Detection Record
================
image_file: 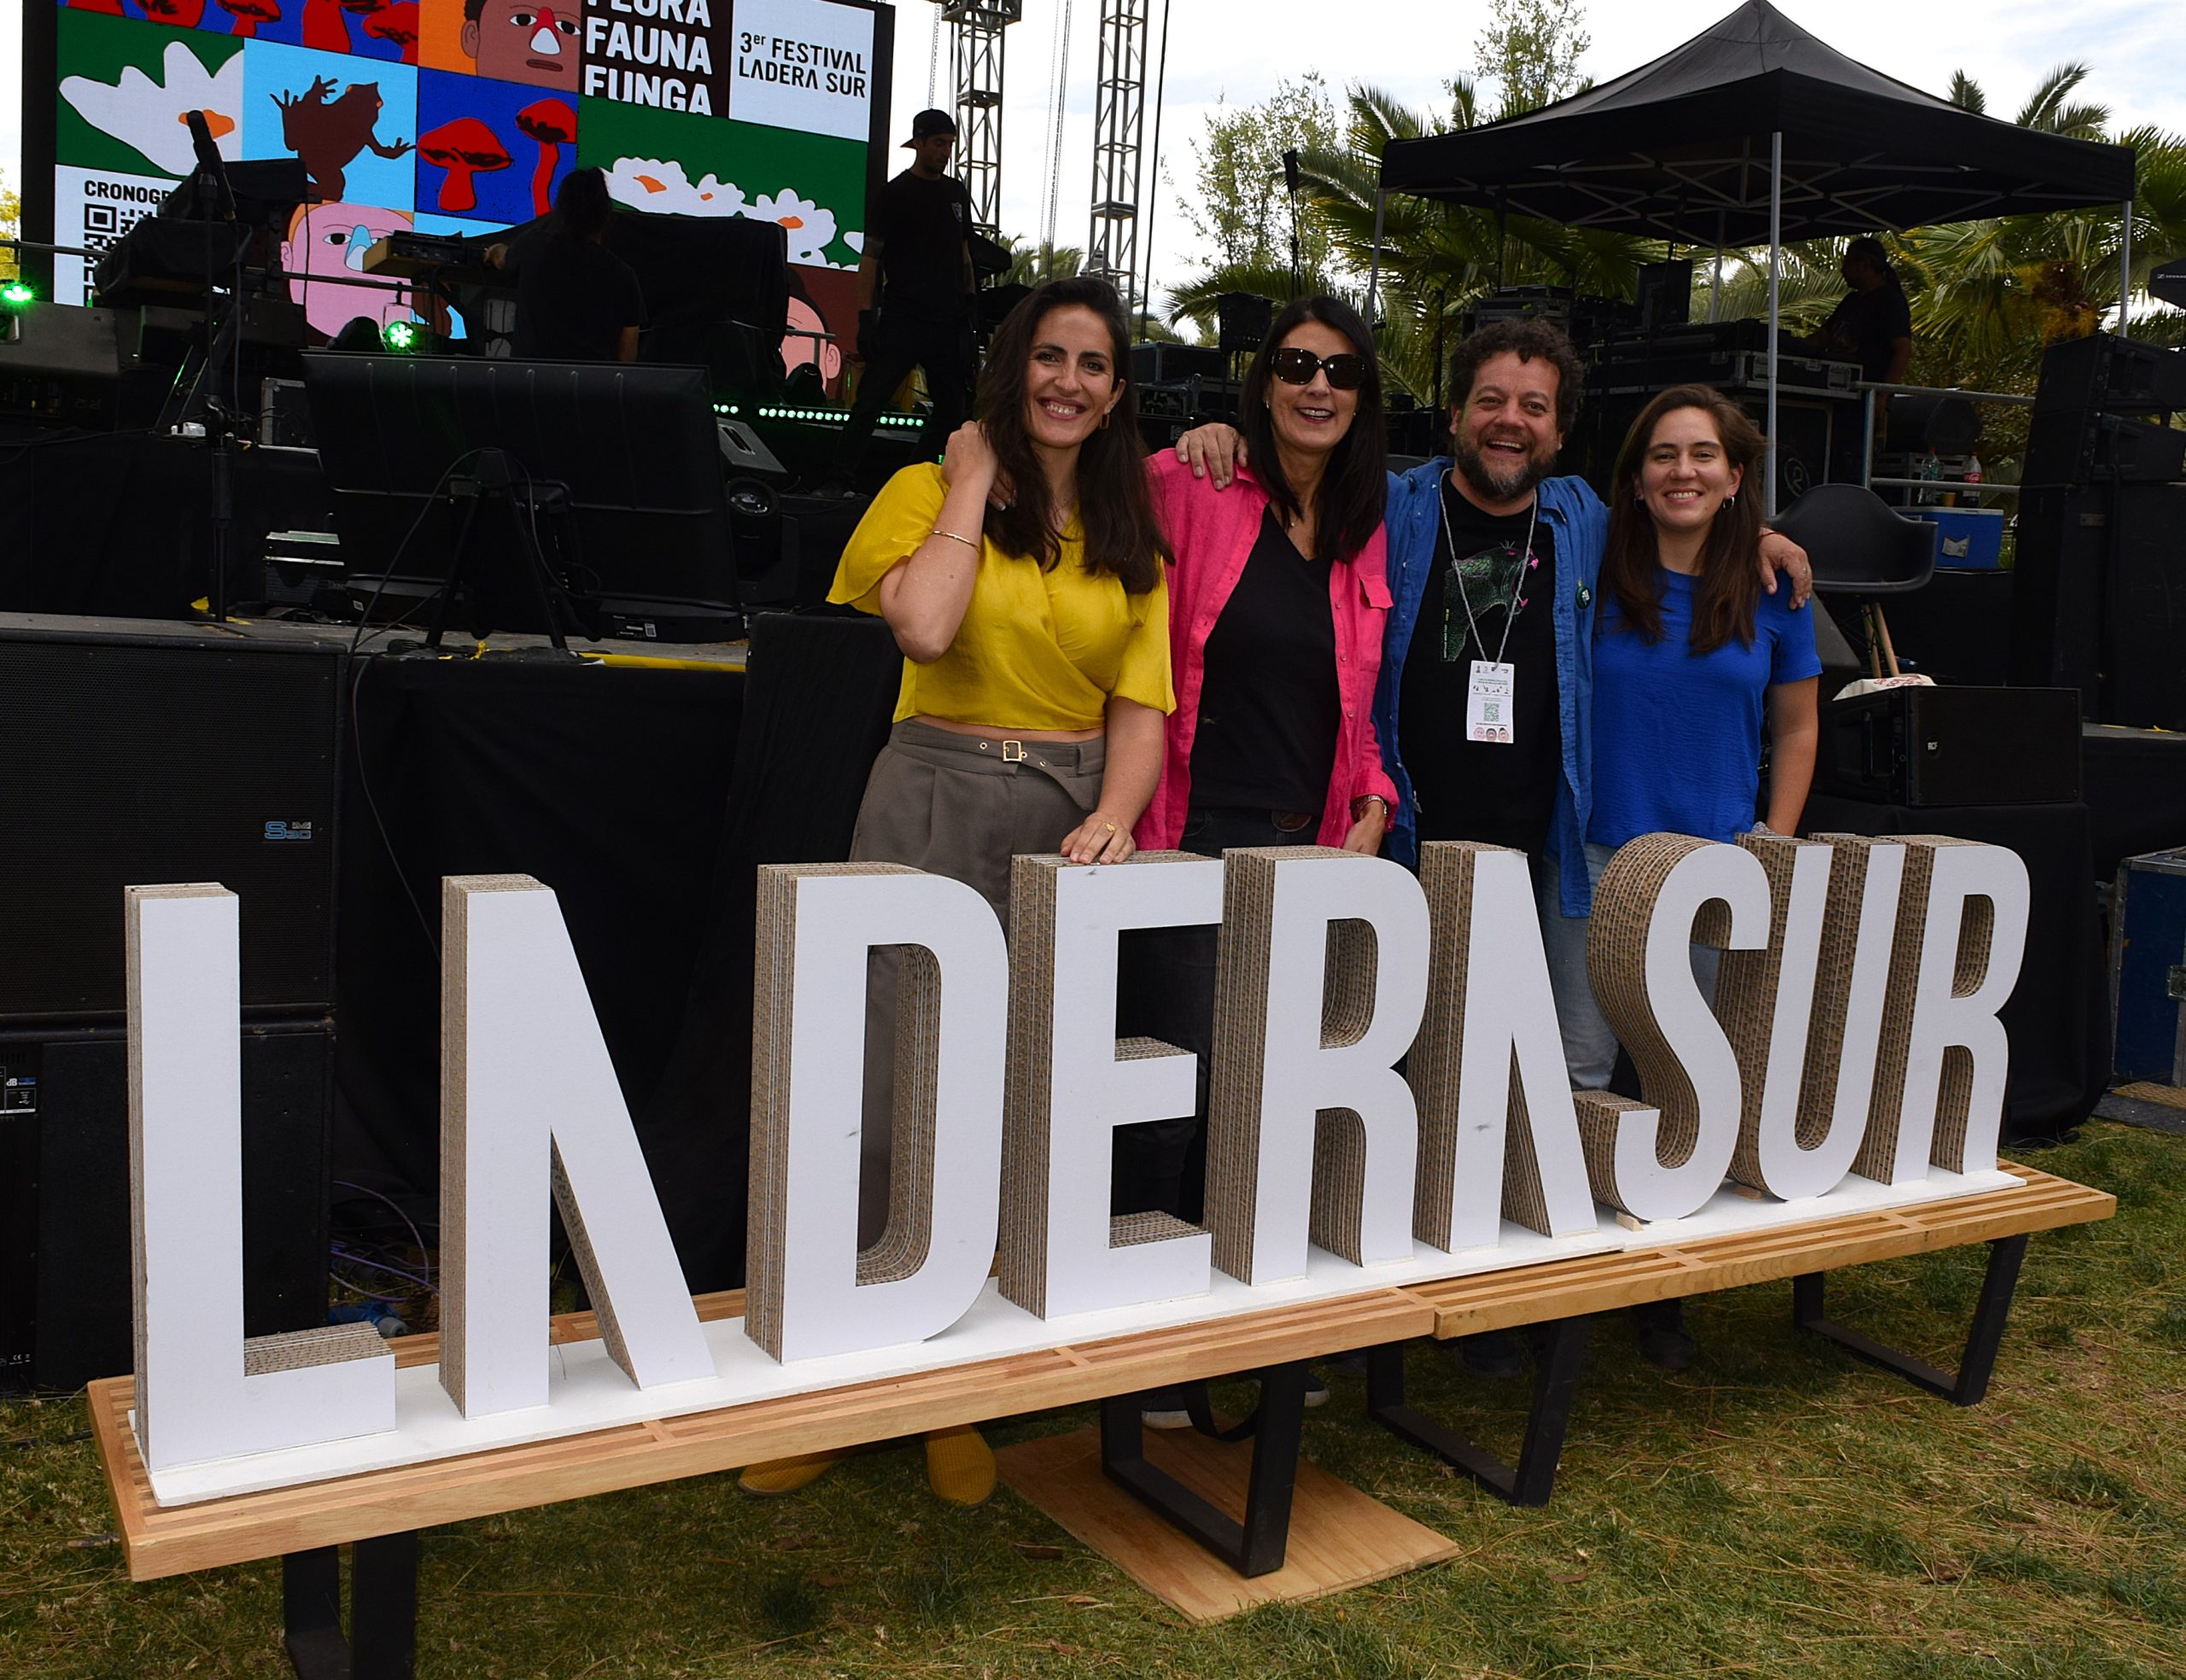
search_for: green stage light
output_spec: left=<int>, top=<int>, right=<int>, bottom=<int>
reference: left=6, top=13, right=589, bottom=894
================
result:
left=0, top=280, right=32, bottom=307
left=383, top=320, right=418, bottom=352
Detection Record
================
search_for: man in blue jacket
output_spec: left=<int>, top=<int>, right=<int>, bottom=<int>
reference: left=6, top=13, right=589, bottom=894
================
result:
left=1178, top=318, right=1809, bottom=1369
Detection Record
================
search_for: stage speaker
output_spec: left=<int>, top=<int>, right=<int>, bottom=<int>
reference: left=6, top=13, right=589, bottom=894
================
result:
left=2031, top=332, right=2186, bottom=416
left=1733, top=394, right=1833, bottom=508
left=2022, top=409, right=2186, bottom=488
left=1817, top=685, right=2082, bottom=807
left=1131, top=342, right=1227, bottom=384
left=0, top=1020, right=332, bottom=1394
left=0, top=628, right=341, bottom=1022
left=2010, top=483, right=2186, bottom=729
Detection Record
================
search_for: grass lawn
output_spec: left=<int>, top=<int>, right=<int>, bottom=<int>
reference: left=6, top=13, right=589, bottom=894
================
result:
left=7, top=1121, right=2184, bottom=1679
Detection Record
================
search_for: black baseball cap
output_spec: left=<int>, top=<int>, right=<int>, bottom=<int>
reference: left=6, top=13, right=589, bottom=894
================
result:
left=903, top=108, right=958, bottom=146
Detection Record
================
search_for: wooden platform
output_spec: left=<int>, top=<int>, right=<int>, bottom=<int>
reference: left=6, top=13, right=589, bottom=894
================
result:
left=88, top=1163, right=2111, bottom=1585
left=996, top=1423, right=1459, bottom=1624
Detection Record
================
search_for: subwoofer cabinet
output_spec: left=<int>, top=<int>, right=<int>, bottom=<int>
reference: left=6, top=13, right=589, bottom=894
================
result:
left=0, top=1020, right=333, bottom=1394
left=0, top=624, right=342, bottom=1021
left=1815, top=685, right=2083, bottom=808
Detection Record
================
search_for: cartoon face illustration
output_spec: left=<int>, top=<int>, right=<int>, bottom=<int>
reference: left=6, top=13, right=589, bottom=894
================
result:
left=460, top=0, right=583, bottom=90
left=282, top=201, right=416, bottom=339
left=61, top=40, right=244, bottom=179
left=781, top=289, right=842, bottom=387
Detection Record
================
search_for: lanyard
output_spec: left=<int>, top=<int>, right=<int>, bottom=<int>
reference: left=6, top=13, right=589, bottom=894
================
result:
left=1439, top=476, right=1536, bottom=667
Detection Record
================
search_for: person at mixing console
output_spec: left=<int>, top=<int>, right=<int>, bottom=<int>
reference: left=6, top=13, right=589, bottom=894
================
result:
left=487, top=167, right=644, bottom=363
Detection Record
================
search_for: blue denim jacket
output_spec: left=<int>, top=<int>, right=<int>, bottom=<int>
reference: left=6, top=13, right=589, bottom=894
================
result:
left=1372, top=460, right=1610, bottom=915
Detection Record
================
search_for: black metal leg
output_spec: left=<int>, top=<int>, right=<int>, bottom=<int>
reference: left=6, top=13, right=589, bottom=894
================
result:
left=1102, top=1361, right=1309, bottom=1577
left=1793, top=1234, right=2030, bottom=1406
left=1367, top=1320, right=1587, bottom=1508
left=282, top=1549, right=348, bottom=1679
left=282, top=1532, right=420, bottom=1680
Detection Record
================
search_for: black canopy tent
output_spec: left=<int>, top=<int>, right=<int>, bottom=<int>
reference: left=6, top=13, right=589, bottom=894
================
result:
left=1368, top=0, right=2137, bottom=511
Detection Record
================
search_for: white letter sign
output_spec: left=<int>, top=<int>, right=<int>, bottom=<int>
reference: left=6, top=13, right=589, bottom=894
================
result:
left=1206, top=849, right=1429, bottom=1285
left=999, top=853, right=1219, bottom=1319
left=439, top=877, right=714, bottom=1418
left=128, top=885, right=393, bottom=1473
left=745, top=864, right=1008, bottom=1362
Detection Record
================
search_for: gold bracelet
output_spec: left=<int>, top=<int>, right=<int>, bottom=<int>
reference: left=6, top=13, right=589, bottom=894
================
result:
left=932, top=528, right=979, bottom=550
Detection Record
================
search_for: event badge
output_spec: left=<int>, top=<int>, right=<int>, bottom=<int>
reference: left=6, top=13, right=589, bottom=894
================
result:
left=1467, top=660, right=1516, bottom=744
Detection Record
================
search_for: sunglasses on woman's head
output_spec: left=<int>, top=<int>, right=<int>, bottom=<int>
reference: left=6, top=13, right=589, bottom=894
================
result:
left=1267, top=346, right=1370, bottom=391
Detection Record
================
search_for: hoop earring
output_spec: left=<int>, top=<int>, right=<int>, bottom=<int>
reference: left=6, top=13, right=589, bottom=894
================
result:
left=1724, top=493, right=1738, bottom=510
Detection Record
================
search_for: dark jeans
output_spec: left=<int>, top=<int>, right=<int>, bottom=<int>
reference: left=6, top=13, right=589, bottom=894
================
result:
left=841, top=309, right=972, bottom=481
left=1111, top=804, right=1321, bottom=1223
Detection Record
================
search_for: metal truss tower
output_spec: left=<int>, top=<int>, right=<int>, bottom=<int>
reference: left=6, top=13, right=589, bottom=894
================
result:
left=938, top=1, right=1021, bottom=242
left=1084, top=0, right=1151, bottom=314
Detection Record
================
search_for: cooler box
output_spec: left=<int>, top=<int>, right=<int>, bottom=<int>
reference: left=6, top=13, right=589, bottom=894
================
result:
left=1919, top=506, right=2005, bottom=569
left=2111, top=848, right=2186, bottom=1087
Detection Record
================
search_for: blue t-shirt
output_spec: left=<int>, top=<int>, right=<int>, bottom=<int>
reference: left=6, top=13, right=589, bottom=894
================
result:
left=1587, top=570, right=1821, bottom=848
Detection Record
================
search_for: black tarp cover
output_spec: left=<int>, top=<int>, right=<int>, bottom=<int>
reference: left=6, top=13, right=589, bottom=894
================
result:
left=1377, top=0, right=2135, bottom=245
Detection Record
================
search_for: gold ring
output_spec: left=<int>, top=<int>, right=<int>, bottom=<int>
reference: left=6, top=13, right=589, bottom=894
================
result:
left=1103, top=822, right=1117, bottom=832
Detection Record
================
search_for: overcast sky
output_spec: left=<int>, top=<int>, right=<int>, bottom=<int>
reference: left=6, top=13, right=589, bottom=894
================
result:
left=4, top=0, right=2181, bottom=305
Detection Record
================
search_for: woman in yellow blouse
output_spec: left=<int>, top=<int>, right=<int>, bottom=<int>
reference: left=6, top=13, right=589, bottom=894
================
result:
left=739, top=276, right=1174, bottom=1506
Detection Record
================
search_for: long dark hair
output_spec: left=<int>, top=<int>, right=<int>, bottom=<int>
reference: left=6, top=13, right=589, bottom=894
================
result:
left=976, top=277, right=1166, bottom=593
left=1235, top=295, right=1387, bottom=563
left=1599, top=384, right=1767, bottom=653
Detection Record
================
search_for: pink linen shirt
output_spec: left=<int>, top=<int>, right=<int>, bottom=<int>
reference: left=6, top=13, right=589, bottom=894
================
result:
left=1136, top=452, right=1400, bottom=851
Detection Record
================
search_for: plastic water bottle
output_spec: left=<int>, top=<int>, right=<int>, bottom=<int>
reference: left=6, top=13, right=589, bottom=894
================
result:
left=1917, top=448, right=1942, bottom=506
left=1962, top=452, right=1983, bottom=509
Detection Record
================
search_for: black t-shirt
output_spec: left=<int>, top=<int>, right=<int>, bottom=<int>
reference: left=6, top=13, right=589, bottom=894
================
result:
left=511, top=236, right=646, bottom=362
left=1821, top=280, right=1912, bottom=381
left=1398, top=475, right=1562, bottom=855
left=1189, top=510, right=1340, bottom=814
left=871, top=169, right=973, bottom=320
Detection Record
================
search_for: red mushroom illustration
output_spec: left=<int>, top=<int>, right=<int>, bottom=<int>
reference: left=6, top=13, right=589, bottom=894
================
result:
left=362, top=3, right=419, bottom=63
left=137, top=0, right=209, bottom=26
left=514, top=100, right=577, bottom=219
left=418, top=118, right=511, bottom=216
left=215, top=0, right=282, bottom=37
left=301, top=0, right=348, bottom=51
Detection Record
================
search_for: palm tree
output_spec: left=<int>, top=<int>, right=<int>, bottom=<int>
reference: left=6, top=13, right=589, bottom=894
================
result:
left=1000, top=237, right=1084, bottom=288
left=1166, top=80, right=1663, bottom=400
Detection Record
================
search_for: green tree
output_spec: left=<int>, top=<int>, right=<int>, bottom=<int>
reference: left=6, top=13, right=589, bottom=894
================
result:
left=1000, top=236, right=1084, bottom=287
left=1474, top=0, right=1592, bottom=120
left=0, top=169, right=20, bottom=283
left=1172, top=79, right=1657, bottom=400
left=1182, top=73, right=1341, bottom=277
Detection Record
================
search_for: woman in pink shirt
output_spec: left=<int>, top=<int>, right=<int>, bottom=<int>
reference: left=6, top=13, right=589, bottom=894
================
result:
left=1117, top=295, right=1398, bottom=1252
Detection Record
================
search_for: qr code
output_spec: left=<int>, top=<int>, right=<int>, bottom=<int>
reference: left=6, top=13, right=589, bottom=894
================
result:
left=85, top=204, right=120, bottom=235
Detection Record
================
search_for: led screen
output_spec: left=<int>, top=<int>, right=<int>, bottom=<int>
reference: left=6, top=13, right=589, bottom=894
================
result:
left=34, top=0, right=888, bottom=392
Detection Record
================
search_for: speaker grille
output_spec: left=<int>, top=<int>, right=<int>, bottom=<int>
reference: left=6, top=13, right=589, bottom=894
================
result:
left=0, top=637, right=340, bottom=1020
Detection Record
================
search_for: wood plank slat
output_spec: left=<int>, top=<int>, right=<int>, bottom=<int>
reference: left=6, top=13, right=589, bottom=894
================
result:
left=89, top=1165, right=2110, bottom=1583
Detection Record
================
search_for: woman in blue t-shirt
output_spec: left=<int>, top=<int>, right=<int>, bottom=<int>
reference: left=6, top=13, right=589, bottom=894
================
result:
left=1545, top=383, right=1821, bottom=1091
left=1543, top=384, right=1821, bottom=1369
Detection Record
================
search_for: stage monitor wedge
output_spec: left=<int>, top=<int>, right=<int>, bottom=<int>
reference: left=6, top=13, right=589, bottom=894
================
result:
left=304, top=355, right=742, bottom=643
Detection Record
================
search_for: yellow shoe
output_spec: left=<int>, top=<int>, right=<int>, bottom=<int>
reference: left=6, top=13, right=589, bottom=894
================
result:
left=923, top=1426, right=995, bottom=1507
left=738, top=1449, right=847, bottom=1497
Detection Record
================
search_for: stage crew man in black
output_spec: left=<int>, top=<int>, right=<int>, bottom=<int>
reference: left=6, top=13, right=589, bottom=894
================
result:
left=488, top=166, right=645, bottom=363
left=1808, top=236, right=1913, bottom=386
left=838, top=108, right=978, bottom=484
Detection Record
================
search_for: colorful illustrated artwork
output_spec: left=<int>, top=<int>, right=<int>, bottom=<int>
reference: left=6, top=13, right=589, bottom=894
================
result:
left=44, top=0, right=880, bottom=366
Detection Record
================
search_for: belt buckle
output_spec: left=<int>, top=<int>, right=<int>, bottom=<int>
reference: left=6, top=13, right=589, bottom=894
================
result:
left=1000, top=739, right=1026, bottom=763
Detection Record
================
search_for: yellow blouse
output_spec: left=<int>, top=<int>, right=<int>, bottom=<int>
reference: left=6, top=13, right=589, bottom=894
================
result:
left=827, top=463, right=1175, bottom=729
